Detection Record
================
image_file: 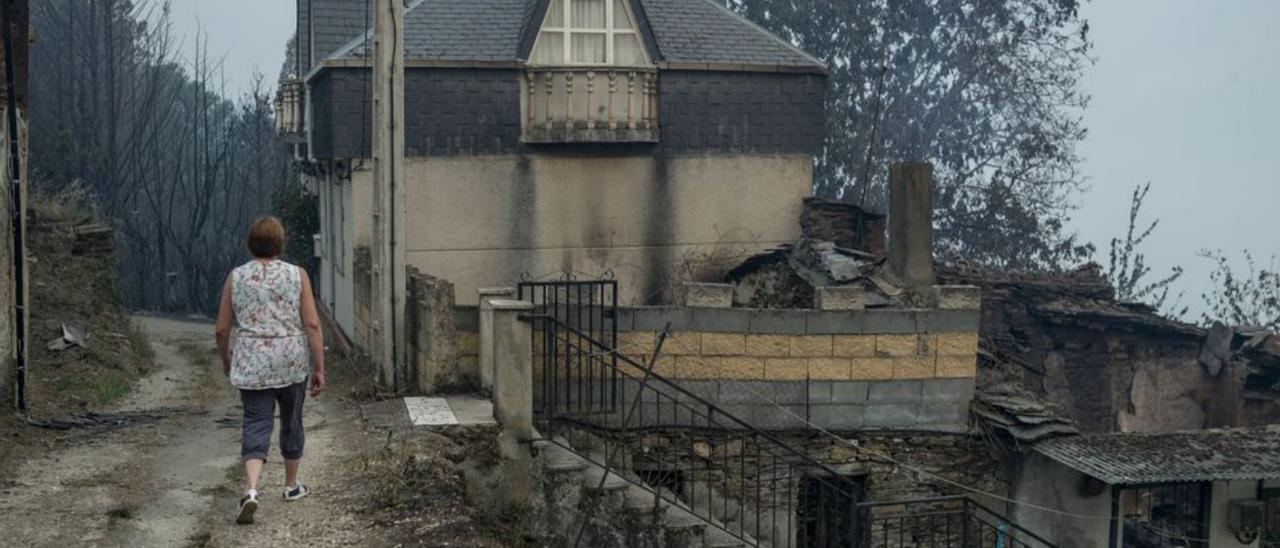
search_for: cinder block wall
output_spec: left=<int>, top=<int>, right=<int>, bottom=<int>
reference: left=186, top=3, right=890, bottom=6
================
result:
left=452, top=304, right=977, bottom=433
left=525, top=307, right=980, bottom=433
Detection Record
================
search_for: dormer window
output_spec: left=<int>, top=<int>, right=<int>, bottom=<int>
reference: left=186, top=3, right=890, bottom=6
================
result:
left=530, top=0, right=650, bottom=66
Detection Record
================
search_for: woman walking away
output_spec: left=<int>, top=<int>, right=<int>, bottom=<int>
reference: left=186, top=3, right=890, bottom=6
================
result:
left=215, top=216, right=326, bottom=525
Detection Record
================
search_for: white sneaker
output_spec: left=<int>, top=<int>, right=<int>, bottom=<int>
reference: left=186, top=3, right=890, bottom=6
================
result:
left=236, top=490, right=259, bottom=524
left=282, top=483, right=309, bottom=502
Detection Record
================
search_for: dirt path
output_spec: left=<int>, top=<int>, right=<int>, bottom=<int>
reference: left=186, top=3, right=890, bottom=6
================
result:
left=0, top=316, right=391, bottom=548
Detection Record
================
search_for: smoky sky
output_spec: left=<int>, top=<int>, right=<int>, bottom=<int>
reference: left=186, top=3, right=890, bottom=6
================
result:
left=165, top=0, right=294, bottom=97
left=1074, top=0, right=1280, bottom=316
left=167, top=0, right=1279, bottom=318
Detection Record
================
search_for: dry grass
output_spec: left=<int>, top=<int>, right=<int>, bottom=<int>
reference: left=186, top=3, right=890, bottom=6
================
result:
left=177, top=343, right=224, bottom=407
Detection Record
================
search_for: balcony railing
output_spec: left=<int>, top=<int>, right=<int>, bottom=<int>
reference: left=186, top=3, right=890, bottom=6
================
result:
left=521, top=67, right=659, bottom=144
left=275, top=78, right=305, bottom=141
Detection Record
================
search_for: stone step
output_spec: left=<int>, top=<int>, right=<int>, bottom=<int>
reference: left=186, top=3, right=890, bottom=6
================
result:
left=580, top=468, right=630, bottom=493
left=702, top=528, right=750, bottom=548
left=623, top=485, right=659, bottom=512
left=534, top=433, right=756, bottom=547
left=660, top=504, right=708, bottom=533
left=537, top=440, right=590, bottom=472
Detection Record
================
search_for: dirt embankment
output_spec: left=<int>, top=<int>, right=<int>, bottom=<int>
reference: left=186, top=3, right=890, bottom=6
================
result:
left=24, top=188, right=154, bottom=418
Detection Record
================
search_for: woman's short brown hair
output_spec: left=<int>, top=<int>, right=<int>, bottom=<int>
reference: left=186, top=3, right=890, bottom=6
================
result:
left=247, top=216, right=286, bottom=258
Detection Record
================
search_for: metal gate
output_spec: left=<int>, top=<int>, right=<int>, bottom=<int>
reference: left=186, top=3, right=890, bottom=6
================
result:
left=517, top=278, right=618, bottom=419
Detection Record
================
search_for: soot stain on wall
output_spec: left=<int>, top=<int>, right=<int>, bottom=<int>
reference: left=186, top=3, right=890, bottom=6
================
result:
left=641, top=156, right=675, bottom=305
left=506, top=156, right=537, bottom=283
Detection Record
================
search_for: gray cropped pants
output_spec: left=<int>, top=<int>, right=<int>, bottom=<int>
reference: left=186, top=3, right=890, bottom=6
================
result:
left=240, top=381, right=307, bottom=462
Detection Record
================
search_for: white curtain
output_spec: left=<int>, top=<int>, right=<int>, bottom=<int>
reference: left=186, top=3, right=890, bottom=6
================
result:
left=613, top=0, right=633, bottom=29
left=545, top=0, right=565, bottom=27
left=615, top=34, right=644, bottom=65
left=571, top=33, right=606, bottom=64
left=532, top=32, right=564, bottom=65
left=571, top=0, right=606, bottom=29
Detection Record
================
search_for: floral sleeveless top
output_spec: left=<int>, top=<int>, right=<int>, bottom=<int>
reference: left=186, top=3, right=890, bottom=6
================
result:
left=229, top=260, right=310, bottom=390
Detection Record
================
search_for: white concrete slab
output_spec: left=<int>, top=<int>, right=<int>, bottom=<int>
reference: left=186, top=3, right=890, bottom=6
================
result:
left=445, top=397, right=497, bottom=426
left=403, top=397, right=459, bottom=426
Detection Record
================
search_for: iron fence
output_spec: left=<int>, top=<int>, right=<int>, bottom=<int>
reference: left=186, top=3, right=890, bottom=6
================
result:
left=859, top=496, right=1056, bottom=548
left=517, top=279, right=1056, bottom=548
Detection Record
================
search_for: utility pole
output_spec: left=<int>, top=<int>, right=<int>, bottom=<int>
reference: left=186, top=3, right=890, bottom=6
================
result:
left=371, top=0, right=406, bottom=391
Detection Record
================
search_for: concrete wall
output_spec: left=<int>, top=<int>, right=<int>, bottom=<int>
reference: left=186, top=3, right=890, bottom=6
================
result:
left=1012, top=454, right=1113, bottom=548
left=401, top=154, right=810, bottom=306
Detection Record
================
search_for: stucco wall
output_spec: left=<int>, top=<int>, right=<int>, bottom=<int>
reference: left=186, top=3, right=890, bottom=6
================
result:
left=1012, top=454, right=1113, bottom=548
left=316, top=170, right=355, bottom=334
left=400, top=154, right=810, bottom=306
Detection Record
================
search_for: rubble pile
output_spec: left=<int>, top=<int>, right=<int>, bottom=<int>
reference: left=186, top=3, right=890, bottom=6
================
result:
left=725, top=198, right=900, bottom=309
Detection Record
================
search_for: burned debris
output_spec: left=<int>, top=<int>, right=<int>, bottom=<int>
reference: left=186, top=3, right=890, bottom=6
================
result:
left=726, top=198, right=900, bottom=310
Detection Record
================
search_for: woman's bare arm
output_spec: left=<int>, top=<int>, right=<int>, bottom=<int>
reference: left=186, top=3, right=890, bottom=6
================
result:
left=299, top=268, right=326, bottom=396
left=214, top=275, right=235, bottom=377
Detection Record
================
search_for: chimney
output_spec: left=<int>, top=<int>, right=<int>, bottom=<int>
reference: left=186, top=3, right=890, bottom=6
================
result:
left=888, top=162, right=935, bottom=288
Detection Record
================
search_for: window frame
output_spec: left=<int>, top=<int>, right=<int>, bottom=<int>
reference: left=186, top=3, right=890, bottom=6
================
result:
left=530, top=0, right=651, bottom=67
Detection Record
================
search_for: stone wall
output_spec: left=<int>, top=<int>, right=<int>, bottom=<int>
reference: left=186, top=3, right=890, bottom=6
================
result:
left=939, top=264, right=1249, bottom=433
left=405, top=269, right=485, bottom=394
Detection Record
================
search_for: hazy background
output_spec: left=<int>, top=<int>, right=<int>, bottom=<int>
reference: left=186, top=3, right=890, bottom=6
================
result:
left=166, top=0, right=294, bottom=97
left=166, top=0, right=1279, bottom=317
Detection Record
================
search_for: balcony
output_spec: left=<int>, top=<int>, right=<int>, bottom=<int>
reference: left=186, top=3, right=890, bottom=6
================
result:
left=521, top=67, right=659, bottom=144
left=275, top=78, right=305, bottom=141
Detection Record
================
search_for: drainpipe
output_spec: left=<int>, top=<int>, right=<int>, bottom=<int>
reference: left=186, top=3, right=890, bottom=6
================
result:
left=1, top=0, right=27, bottom=413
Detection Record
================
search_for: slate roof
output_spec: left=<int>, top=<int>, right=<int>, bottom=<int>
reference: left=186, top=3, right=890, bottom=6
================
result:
left=316, top=0, right=825, bottom=71
left=335, top=0, right=530, bottom=62
left=311, top=0, right=372, bottom=65
left=639, top=0, right=822, bottom=68
left=1034, top=426, right=1280, bottom=485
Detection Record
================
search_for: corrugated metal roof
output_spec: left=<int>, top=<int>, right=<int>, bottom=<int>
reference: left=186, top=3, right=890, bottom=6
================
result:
left=1034, top=426, right=1280, bottom=485
left=324, top=0, right=825, bottom=71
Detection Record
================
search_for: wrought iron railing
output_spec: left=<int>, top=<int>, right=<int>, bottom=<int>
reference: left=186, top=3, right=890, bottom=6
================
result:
left=859, top=496, right=1056, bottom=548
left=520, top=279, right=871, bottom=547
left=517, top=279, right=1056, bottom=548
left=521, top=67, right=659, bottom=143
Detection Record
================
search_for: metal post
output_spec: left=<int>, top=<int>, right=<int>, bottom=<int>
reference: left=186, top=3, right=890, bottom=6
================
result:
left=1108, top=485, right=1120, bottom=548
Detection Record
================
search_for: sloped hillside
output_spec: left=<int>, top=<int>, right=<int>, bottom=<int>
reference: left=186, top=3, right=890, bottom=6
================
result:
left=25, top=187, right=153, bottom=417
